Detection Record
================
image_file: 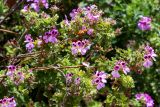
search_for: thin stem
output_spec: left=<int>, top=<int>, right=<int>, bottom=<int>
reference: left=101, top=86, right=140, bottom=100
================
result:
left=0, top=29, right=18, bottom=35
left=31, top=65, right=85, bottom=71
left=16, top=51, right=43, bottom=58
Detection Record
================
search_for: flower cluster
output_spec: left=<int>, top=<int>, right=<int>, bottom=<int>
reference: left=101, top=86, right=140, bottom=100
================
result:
left=135, top=93, right=154, bottom=107
left=42, top=28, right=58, bottom=44
left=66, top=73, right=73, bottom=84
left=70, top=5, right=102, bottom=24
left=87, top=28, right=94, bottom=36
left=65, top=73, right=81, bottom=85
left=143, top=45, right=157, bottom=68
left=6, top=65, right=16, bottom=76
left=138, top=16, right=151, bottom=31
left=111, top=61, right=130, bottom=78
left=63, top=5, right=103, bottom=37
left=7, top=65, right=24, bottom=85
left=71, top=40, right=91, bottom=55
left=92, top=71, right=107, bottom=90
left=25, top=34, right=35, bottom=52
left=24, top=28, right=58, bottom=52
left=0, top=97, right=16, bottom=107
left=23, top=0, right=49, bottom=12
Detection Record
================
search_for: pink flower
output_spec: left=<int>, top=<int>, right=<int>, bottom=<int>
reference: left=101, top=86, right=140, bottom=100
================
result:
left=65, top=73, right=81, bottom=86
left=87, top=28, right=94, bottom=35
left=50, top=28, right=59, bottom=37
left=48, top=36, right=57, bottom=43
left=43, top=32, right=49, bottom=43
left=43, top=28, right=58, bottom=44
left=25, top=34, right=34, bottom=52
left=143, top=56, right=153, bottom=68
left=24, top=34, right=33, bottom=43
left=30, top=3, right=40, bottom=12
left=65, top=73, right=73, bottom=84
left=6, top=65, right=24, bottom=85
left=84, top=5, right=102, bottom=24
left=86, top=13, right=100, bottom=22
left=41, top=0, right=49, bottom=9
left=143, top=45, right=157, bottom=68
left=135, top=93, right=154, bottom=107
left=92, top=71, right=107, bottom=90
left=71, top=40, right=91, bottom=55
left=111, top=71, right=120, bottom=78
left=26, top=42, right=34, bottom=52
left=24, top=0, right=49, bottom=12
left=70, top=9, right=79, bottom=19
left=7, top=65, right=16, bottom=76
left=144, top=45, right=157, bottom=61
left=0, top=97, right=16, bottom=107
left=111, top=60, right=130, bottom=78
left=13, top=72, right=24, bottom=85
left=75, top=77, right=81, bottom=85
left=69, top=5, right=102, bottom=24
left=22, top=5, right=29, bottom=12
left=138, top=16, right=151, bottom=31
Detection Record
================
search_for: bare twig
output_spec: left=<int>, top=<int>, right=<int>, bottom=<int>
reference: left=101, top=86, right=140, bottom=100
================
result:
left=16, top=51, right=43, bottom=58
left=0, top=29, right=18, bottom=35
left=9, top=51, right=44, bottom=65
left=31, top=65, right=85, bottom=71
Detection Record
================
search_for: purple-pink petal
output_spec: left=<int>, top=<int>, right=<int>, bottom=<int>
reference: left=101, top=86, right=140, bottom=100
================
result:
left=143, top=59, right=153, bottom=68
left=111, top=71, right=120, bottom=78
